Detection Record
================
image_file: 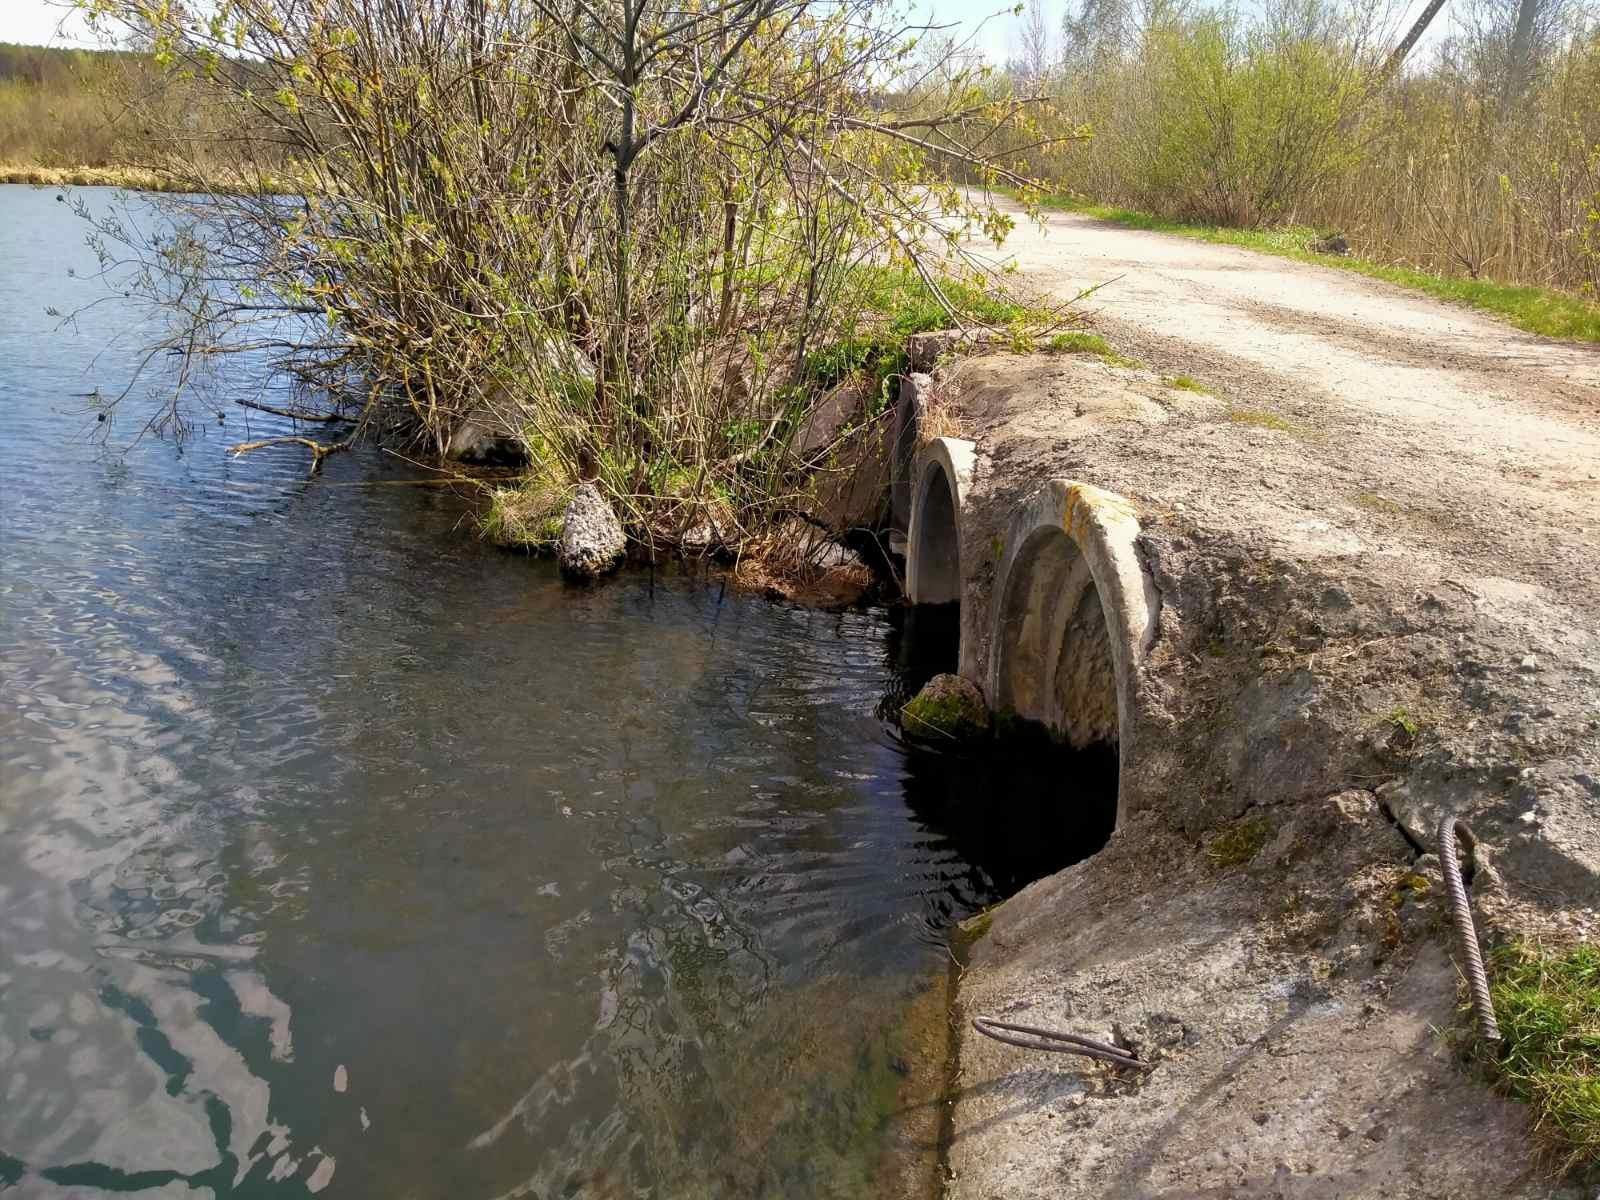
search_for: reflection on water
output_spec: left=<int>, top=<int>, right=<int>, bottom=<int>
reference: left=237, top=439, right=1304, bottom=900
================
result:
left=0, top=186, right=1113, bottom=1197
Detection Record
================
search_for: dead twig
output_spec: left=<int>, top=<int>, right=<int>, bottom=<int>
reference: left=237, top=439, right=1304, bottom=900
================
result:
left=228, top=435, right=352, bottom=477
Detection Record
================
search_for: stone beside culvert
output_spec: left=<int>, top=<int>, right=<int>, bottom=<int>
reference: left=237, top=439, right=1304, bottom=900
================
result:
left=557, top=482, right=626, bottom=579
left=901, top=673, right=990, bottom=744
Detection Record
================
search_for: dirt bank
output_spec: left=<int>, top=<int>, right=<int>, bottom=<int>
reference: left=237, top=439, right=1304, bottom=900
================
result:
left=928, top=207, right=1600, bottom=1198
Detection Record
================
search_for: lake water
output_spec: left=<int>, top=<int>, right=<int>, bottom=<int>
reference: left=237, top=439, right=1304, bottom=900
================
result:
left=0, top=186, right=1115, bottom=1198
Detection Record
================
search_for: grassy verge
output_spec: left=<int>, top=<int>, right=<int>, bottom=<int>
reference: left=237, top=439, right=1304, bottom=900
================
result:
left=1035, top=193, right=1600, bottom=344
left=806, top=265, right=1048, bottom=402
left=1045, top=329, right=1139, bottom=368
left=2, top=162, right=173, bottom=189
left=854, top=265, right=1037, bottom=337
left=1483, top=940, right=1600, bottom=1173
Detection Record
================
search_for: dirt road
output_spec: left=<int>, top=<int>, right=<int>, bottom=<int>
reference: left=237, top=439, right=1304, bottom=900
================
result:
left=981, top=201, right=1600, bottom=510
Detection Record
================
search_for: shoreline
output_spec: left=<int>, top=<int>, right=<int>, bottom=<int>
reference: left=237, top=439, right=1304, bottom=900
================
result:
left=0, top=163, right=289, bottom=194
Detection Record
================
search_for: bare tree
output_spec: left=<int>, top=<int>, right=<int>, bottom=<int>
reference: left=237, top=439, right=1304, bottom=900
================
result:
left=1015, top=0, right=1056, bottom=84
left=1453, top=0, right=1570, bottom=98
left=69, top=0, right=1064, bottom=549
left=1060, top=0, right=1139, bottom=69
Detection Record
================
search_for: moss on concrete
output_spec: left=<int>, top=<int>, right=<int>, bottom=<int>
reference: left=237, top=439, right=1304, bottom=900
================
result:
left=1204, top=813, right=1272, bottom=870
left=1225, top=408, right=1298, bottom=433
left=957, top=908, right=995, bottom=947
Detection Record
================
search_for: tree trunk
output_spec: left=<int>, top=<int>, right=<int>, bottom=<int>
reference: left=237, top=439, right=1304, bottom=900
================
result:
left=1506, top=0, right=1540, bottom=99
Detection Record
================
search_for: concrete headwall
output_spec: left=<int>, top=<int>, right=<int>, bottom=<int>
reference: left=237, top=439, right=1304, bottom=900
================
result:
left=906, top=439, right=1158, bottom=822
left=892, top=347, right=1599, bottom=1200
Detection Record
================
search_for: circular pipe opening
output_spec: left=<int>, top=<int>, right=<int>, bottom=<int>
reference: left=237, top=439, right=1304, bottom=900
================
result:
left=908, top=461, right=962, bottom=606
left=993, top=525, right=1119, bottom=751
left=986, top=481, right=1158, bottom=834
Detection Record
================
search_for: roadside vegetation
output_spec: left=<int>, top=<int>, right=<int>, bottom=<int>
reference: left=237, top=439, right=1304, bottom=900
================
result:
left=1045, top=329, right=1139, bottom=366
left=1483, top=940, right=1600, bottom=1172
left=979, top=0, right=1600, bottom=338
left=60, top=0, right=1064, bottom=564
left=1036, top=195, right=1600, bottom=341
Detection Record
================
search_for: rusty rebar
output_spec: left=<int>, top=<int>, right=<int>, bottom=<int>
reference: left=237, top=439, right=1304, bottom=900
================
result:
left=971, top=1016, right=1152, bottom=1070
left=1438, top=813, right=1501, bottom=1043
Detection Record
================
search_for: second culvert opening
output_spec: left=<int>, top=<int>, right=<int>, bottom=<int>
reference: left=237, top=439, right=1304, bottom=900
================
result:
left=987, top=522, right=1122, bottom=864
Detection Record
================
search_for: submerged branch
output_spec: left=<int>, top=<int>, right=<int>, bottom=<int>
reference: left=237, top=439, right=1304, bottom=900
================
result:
left=235, top=398, right=350, bottom=423
left=228, top=434, right=353, bottom=477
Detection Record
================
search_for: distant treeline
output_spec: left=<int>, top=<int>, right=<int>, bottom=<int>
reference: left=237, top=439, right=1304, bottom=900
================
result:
left=0, top=41, right=279, bottom=184
left=0, top=41, right=148, bottom=168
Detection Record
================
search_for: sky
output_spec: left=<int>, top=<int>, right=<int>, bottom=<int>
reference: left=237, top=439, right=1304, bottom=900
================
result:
left=0, top=0, right=1443, bottom=63
left=2, top=1, right=93, bottom=47
left=0, top=0, right=1016, bottom=55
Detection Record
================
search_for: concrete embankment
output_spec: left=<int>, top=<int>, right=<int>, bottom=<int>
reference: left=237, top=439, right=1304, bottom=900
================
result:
left=895, top=340, right=1600, bottom=1197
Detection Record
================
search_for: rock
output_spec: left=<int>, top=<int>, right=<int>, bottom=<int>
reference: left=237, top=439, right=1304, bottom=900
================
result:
left=805, top=536, right=866, bottom=573
left=809, top=422, right=893, bottom=535
left=794, top=377, right=868, bottom=458
left=1310, top=232, right=1350, bottom=255
left=445, top=343, right=594, bottom=466
left=446, top=407, right=526, bottom=466
left=902, top=674, right=991, bottom=744
left=679, top=521, right=722, bottom=556
left=557, top=483, right=626, bottom=579
left=906, top=328, right=1003, bottom=372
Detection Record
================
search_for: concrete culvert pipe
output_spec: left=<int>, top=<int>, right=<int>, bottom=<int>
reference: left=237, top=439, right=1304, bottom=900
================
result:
left=987, top=481, right=1158, bottom=811
left=907, top=437, right=976, bottom=606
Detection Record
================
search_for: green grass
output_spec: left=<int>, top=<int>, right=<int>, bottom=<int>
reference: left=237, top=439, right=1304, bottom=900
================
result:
left=855, top=265, right=1035, bottom=337
left=1046, top=329, right=1139, bottom=368
left=1225, top=407, right=1296, bottom=433
left=479, top=479, right=568, bottom=550
left=1484, top=941, right=1600, bottom=1171
left=1386, top=706, right=1420, bottom=738
left=803, top=266, right=1048, bottom=401
left=1166, top=375, right=1212, bottom=393
left=1034, top=193, right=1600, bottom=344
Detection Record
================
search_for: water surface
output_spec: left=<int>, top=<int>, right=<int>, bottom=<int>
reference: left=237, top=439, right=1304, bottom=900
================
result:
left=0, top=185, right=1111, bottom=1198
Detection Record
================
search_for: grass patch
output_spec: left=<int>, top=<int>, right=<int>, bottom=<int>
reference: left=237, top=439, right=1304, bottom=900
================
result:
left=1166, top=375, right=1212, bottom=394
left=855, top=265, right=1036, bottom=337
left=0, top=161, right=289, bottom=194
left=804, top=335, right=906, bottom=397
left=1205, top=813, right=1271, bottom=870
left=803, top=266, right=1048, bottom=403
left=1386, top=706, right=1420, bottom=738
left=1034, top=193, right=1600, bottom=344
left=479, top=477, right=569, bottom=550
left=1483, top=941, right=1600, bottom=1172
left=1046, top=330, right=1139, bottom=368
left=1225, top=407, right=1296, bottom=432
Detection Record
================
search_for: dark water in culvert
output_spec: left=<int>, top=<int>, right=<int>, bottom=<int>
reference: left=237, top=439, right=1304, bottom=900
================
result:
left=0, top=185, right=1114, bottom=1198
